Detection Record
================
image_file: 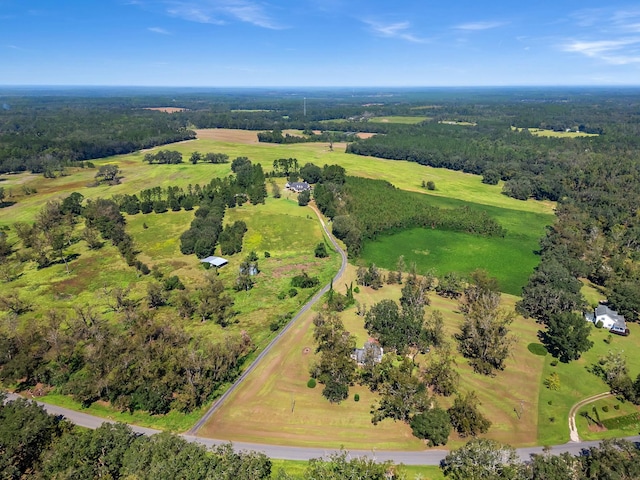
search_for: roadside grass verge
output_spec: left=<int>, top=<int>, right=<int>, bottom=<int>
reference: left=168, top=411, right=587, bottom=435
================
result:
left=537, top=322, right=640, bottom=446
left=270, top=459, right=445, bottom=479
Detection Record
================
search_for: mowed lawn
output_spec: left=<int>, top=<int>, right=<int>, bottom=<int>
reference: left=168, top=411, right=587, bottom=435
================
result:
left=538, top=321, right=640, bottom=446
left=202, top=264, right=544, bottom=449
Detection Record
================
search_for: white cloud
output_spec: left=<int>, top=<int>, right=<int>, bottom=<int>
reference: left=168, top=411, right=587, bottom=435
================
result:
left=562, top=38, right=640, bottom=65
left=454, top=21, right=505, bottom=31
left=563, top=8, right=640, bottom=65
left=363, top=19, right=428, bottom=43
left=162, top=1, right=282, bottom=29
left=148, top=26, right=171, bottom=34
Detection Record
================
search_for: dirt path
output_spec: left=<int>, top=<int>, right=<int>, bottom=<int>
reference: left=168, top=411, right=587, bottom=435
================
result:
left=568, top=391, right=613, bottom=442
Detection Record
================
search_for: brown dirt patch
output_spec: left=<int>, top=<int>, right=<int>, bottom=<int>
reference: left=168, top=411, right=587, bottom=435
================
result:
left=302, top=347, right=311, bottom=355
left=194, top=128, right=260, bottom=144
left=355, top=132, right=376, bottom=139
left=143, top=107, right=187, bottom=113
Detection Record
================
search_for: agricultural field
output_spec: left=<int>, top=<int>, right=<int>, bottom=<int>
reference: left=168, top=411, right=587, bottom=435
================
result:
left=511, top=126, right=599, bottom=138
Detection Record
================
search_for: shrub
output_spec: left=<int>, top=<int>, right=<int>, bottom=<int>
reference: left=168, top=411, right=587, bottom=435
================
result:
left=549, top=416, right=556, bottom=423
left=314, top=242, right=329, bottom=258
left=354, top=393, right=360, bottom=402
left=548, top=400, right=553, bottom=405
left=353, top=286, right=360, bottom=293
left=288, top=288, right=298, bottom=298
left=143, top=223, right=148, bottom=229
left=291, top=272, right=320, bottom=289
left=307, top=378, right=316, bottom=388
left=277, top=291, right=286, bottom=300
left=426, top=181, right=436, bottom=190
left=550, top=359, right=558, bottom=366
left=614, top=404, right=620, bottom=410
left=596, top=320, right=604, bottom=328
left=527, top=343, right=548, bottom=356
left=264, top=251, right=271, bottom=258
left=602, top=405, right=609, bottom=413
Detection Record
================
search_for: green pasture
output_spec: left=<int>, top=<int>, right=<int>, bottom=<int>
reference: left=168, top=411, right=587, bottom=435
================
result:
left=357, top=191, right=553, bottom=296
left=359, top=228, right=539, bottom=296
left=511, top=126, right=599, bottom=138
left=270, top=459, right=445, bottom=479
left=368, top=116, right=430, bottom=124
left=537, top=322, right=640, bottom=446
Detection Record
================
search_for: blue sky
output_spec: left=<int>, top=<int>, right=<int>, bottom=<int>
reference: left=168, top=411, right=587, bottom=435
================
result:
left=1, top=0, right=639, bottom=86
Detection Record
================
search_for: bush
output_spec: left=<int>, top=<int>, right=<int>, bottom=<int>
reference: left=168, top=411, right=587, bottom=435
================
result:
left=527, top=343, right=548, bottom=356
left=264, top=251, right=271, bottom=258
left=550, top=360, right=558, bottom=366
left=602, top=405, right=609, bottom=413
left=291, top=272, right=320, bottom=289
left=426, top=180, right=436, bottom=190
left=307, top=378, right=316, bottom=389
left=314, top=242, right=329, bottom=258
left=288, top=288, right=298, bottom=298
left=354, top=393, right=360, bottom=402
left=614, top=404, right=620, bottom=410
left=596, top=320, right=604, bottom=328
left=353, top=286, right=360, bottom=293
left=277, top=291, right=286, bottom=300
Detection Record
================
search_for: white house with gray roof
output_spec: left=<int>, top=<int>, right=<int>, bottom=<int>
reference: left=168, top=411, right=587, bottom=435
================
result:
left=585, top=304, right=628, bottom=335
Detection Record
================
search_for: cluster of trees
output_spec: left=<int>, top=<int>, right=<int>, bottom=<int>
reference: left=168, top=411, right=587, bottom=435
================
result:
left=220, top=220, right=248, bottom=256
left=257, top=128, right=352, bottom=145
left=442, top=437, right=640, bottom=480
left=594, top=350, right=640, bottom=405
left=320, top=175, right=505, bottom=257
left=180, top=159, right=266, bottom=258
left=0, top=294, right=248, bottom=413
left=143, top=149, right=183, bottom=164
left=236, top=251, right=259, bottom=292
left=0, top=395, right=272, bottom=479
left=189, top=151, right=229, bottom=164
left=93, top=164, right=122, bottom=185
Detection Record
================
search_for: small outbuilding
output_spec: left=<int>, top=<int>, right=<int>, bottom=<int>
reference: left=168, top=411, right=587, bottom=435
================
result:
left=200, top=256, right=228, bottom=268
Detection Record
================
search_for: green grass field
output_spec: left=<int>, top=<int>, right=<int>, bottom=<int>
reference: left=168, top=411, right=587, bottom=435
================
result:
left=359, top=228, right=539, bottom=296
left=511, top=126, right=599, bottom=138
left=368, top=116, right=430, bottom=124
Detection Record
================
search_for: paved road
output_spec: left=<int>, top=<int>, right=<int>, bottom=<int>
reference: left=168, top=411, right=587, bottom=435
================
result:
left=5, top=392, right=640, bottom=466
left=188, top=204, right=348, bottom=434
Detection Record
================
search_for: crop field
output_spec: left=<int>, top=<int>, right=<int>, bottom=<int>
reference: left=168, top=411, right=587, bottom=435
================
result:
left=202, top=264, right=544, bottom=449
left=368, top=116, right=430, bottom=124
left=511, top=126, right=599, bottom=138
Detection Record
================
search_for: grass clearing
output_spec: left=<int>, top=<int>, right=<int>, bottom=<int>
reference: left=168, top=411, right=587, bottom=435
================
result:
left=511, top=126, right=599, bottom=138
left=368, top=116, right=430, bottom=124
left=438, top=121, right=477, bottom=126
